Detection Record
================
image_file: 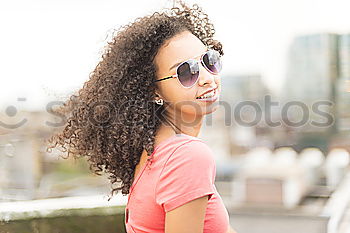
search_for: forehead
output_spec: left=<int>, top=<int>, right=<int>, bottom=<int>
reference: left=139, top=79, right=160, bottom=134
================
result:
left=155, top=31, right=207, bottom=72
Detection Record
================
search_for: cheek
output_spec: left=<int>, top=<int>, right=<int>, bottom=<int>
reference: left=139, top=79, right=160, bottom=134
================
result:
left=215, top=77, right=222, bottom=93
left=165, top=86, right=196, bottom=103
left=215, top=76, right=221, bottom=85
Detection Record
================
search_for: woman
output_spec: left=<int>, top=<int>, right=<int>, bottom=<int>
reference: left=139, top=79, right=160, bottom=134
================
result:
left=47, top=1, right=236, bottom=232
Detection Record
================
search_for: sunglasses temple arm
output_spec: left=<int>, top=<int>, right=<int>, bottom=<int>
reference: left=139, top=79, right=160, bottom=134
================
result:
left=154, top=75, right=176, bottom=83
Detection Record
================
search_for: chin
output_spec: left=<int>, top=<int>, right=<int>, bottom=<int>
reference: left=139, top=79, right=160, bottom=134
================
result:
left=175, top=97, right=221, bottom=117
left=202, top=103, right=220, bottom=115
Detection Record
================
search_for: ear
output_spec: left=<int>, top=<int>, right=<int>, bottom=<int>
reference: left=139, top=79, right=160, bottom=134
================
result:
left=154, top=92, right=163, bottom=100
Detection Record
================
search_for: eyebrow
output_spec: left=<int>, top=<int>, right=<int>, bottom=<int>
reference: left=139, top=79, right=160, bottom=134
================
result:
left=168, top=48, right=209, bottom=71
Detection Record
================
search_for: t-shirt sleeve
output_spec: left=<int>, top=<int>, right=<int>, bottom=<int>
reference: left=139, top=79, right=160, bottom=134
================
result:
left=155, top=140, right=216, bottom=212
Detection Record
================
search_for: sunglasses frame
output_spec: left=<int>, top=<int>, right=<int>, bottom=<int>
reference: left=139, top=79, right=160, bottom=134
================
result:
left=153, top=49, right=222, bottom=88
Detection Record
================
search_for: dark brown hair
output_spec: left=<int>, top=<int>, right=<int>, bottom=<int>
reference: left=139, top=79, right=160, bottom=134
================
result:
left=46, top=0, right=223, bottom=198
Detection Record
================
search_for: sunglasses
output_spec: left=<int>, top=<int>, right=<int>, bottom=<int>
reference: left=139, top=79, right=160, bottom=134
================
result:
left=154, top=49, right=222, bottom=88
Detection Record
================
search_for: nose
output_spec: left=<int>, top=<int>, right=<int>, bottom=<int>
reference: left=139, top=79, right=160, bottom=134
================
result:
left=197, top=63, right=215, bottom=86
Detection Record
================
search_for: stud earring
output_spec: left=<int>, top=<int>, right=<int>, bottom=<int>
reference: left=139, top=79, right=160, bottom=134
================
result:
left=155, top=99, right=164, bottom=105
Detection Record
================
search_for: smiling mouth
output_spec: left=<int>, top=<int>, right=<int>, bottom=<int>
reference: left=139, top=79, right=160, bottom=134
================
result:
left=195, top=89, right=219, bottom=102
left=196, top=88, right=217, bottom=99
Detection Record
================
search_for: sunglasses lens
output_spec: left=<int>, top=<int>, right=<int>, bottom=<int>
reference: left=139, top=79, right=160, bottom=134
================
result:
left=177, top=60, right=199, bottom=87
left=202, top=50, right=222, bottom=74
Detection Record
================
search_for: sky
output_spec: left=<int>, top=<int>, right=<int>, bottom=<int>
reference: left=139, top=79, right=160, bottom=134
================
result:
left=0, top=0, right=349, bottom=111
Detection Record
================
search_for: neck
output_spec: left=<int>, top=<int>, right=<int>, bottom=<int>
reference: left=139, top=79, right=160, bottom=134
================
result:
left=159, top=111, right=204, bottom=137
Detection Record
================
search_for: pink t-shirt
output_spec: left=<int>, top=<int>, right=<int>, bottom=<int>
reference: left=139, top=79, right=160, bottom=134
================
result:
left=124, top=133, right=230, bottom=233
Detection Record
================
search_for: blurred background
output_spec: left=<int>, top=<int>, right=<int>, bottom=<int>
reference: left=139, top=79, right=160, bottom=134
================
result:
left=1, top=0, right=350, bottom=232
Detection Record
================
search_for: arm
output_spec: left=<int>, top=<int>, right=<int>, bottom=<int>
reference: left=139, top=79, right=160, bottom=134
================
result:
left=156, top=141, right=216, bottom=232
left=165, top=195, right=210, bottom=233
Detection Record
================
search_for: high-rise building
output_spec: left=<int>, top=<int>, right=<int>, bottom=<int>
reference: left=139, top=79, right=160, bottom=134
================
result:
left=284, top=33, right=339, bottom=103
left=221, top=74, right=269, bottom=105
left=284, top=33, right=339, bottom=132
left=218, top=74, right=271, bottom=151
left=336, top=34, right=350, bottom=131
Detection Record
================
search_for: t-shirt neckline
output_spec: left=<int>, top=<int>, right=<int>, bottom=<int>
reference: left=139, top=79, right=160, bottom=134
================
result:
left=129, top=133, right=196, bottom=193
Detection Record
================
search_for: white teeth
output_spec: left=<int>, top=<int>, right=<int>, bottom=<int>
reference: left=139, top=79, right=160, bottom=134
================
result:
left=197, top=89, right=216, bottom=99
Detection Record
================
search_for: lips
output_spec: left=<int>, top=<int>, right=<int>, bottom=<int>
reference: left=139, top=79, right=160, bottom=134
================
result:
left=196, top=89, right=219, bottom=102
left=196, top=87, right=218, bottom=99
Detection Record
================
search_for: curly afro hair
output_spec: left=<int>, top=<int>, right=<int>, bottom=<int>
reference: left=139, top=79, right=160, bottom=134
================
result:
left=46, top=0, right=224, bottom=198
